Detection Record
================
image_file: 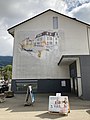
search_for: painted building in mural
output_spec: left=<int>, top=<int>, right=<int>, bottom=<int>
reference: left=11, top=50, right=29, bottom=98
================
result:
left=20, top=31, right=59, bottom=58
left=8, top=9, right=90, bottom=100
left=35, top=31, right=59, bottom=47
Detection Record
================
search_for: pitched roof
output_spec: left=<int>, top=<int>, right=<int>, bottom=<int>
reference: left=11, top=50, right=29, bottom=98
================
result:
left=8, top=9, right=90, bottom=33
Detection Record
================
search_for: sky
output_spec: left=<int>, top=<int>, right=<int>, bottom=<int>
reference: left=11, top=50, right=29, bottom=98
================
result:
left=0, top=0, right=90, bottom=56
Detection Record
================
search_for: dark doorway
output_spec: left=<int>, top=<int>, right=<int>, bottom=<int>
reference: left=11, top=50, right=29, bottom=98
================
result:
left=69, top=61, right=78, bottom=96
left=71, top=77, right=78, bottom=96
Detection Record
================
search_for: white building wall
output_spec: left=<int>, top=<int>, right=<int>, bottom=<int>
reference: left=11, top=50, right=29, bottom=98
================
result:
left=12, top=11, right=89, bottom=79
left=59, top=17, right=89, bottom=55
left=13, top=30, right=69, bottom=79
left=15, top=11, right=89, bottom=55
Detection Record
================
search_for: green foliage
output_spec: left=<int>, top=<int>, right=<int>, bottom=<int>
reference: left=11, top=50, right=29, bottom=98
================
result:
left=0, top=65, right=12, bottom=80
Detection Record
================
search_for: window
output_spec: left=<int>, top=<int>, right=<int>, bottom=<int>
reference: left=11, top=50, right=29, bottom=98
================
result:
left=50, top=42, right=53, bottom=44
left=50, top=37, right=52, bottom=40
left=37, top=39, right=39, bottom=41
left=61, top=81, right=66, bottom=87
left=47, top=37, right=49, bottom=40
left=16, top=82, right=37, bottom=92
left=37, top=42, right=40, bottom=45
left=55, top=41, right=57, bottom=44
left=40, top=37, right=42, bottom=41
left=53, top=17, right=58, bottom=29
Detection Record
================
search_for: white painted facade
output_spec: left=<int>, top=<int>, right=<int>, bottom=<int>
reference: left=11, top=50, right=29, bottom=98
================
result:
left=8, top=10, right=90, bottom=97
left=8, top=10, right=90, bottom=80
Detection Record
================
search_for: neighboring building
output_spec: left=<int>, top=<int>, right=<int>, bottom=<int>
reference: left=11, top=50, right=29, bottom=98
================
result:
left=8, top=9, right=90, bottom=100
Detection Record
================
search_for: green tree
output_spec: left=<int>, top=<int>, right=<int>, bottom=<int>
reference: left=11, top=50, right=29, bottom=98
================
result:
left=0, top=65, right=12, bottom=81
left=0, top=66, right=4, bottom=80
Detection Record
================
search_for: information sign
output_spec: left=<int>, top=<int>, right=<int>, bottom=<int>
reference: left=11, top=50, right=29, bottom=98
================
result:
left=48, top=96, right=69, bottom=114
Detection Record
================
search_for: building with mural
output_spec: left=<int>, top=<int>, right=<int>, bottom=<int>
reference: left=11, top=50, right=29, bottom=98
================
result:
left=8, top=9, right=90, bottom=100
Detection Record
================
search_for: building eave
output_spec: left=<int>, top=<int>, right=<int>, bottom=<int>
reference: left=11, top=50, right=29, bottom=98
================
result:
left=58, top=55, right=90, bottom=66
left=58, top=55, right=79, bottom=66
left=7, top=9, right=90, bottom=36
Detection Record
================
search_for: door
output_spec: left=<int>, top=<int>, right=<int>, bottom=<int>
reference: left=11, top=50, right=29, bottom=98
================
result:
left=69, top=61, right=78, bottom=96
left=72, top=77, right=78, bottom=96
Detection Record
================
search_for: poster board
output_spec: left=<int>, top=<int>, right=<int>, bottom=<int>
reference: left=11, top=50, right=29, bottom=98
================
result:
left=25, top=85, right=35, bottom=105
left=48, top=96, right=69, bottom=114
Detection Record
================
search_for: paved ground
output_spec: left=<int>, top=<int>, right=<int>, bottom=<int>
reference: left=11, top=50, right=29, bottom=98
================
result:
left=0, top=94, right=90, bottom=120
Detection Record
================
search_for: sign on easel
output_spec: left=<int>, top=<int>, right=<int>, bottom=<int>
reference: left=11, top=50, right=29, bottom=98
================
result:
left=56, top=93, right=61, bottom=97
left=24, top=85, right=35, bottom=106
left=48, top=96, right=69, bottom=114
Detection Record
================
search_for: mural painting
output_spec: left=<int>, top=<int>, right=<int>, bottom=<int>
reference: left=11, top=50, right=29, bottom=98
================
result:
left=19, top=31, right=59, bottom=59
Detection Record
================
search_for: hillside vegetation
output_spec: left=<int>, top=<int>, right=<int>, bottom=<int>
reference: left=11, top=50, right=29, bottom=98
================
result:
left=0, top=56, right=13, bottom=67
